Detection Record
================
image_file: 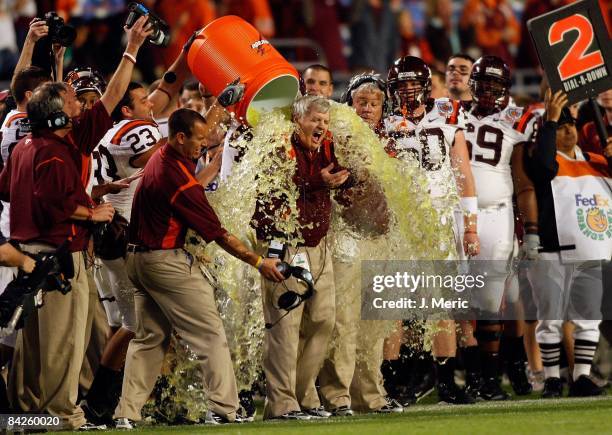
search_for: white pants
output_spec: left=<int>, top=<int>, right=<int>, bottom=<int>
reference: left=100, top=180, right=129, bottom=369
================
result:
left=93, top=257, right=136, bottom=331
left=457, top=203, right=518, bottom=313
left=527, top=252, right=601, bottom=344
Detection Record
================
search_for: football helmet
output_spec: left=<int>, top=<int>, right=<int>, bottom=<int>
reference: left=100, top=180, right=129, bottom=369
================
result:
left=387, top=56, right=431, bottom=115
left=64, top=67, right=107, bottom=97
left=469, top=56, right=511, bottom=114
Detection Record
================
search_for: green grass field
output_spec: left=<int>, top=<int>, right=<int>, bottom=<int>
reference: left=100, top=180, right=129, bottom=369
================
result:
left=86, top=394, right=612, bottom=435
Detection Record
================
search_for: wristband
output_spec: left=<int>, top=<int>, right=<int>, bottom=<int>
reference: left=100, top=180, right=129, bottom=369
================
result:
left=122, top=52, right=137, bottom=64
left=156, top=86, right=172, bottom=100
left=254, top=256, right=264, bottom=270
left=464, top=230, right=478, bottom=235
left=460, top=197, right=478, bottom=215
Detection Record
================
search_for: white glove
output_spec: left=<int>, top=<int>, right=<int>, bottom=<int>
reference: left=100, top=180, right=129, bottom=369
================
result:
left=520, top=233, right=540, bottom=260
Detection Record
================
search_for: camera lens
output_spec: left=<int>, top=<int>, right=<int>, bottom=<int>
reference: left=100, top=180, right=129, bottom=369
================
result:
left=57, top=25, right=76, bottom=47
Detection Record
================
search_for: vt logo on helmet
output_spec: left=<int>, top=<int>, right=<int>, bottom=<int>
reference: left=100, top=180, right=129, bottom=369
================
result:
left=469, top=56, right=511, bottom=115
left=387, top=56, right=432, bottom=117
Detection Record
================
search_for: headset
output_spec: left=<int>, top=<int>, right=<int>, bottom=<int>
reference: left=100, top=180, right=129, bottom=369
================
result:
left=265, top=261, right=316, bottom=329
left=30, top=111, right=70, bottom=131
left=340, top=72, right=386, bottom=106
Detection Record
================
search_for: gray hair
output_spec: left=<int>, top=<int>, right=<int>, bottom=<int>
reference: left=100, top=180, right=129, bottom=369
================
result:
left=292, top=95, right=331, bottom=120
left=27, top=82, right=67, bottom=132
left=351, top=82, right=384, bottom=101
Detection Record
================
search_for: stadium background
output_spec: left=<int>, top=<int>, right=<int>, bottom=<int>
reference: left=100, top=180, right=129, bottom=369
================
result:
left=0, top=0, right=610, bottom=101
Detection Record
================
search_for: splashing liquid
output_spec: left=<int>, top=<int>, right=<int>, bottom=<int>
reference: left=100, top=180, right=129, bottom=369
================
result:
left=153, top=104, right=459, bottom=419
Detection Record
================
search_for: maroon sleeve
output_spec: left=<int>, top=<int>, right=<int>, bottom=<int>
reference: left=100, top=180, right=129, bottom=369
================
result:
left=172, top=184, right=228, bottom=243
left=33, top=150, right=82, bottom=222
left=71, top=100, right=114, bottom=156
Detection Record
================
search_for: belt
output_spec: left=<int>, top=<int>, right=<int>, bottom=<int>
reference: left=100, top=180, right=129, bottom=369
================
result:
left=126, top=244, right=152, bottom=253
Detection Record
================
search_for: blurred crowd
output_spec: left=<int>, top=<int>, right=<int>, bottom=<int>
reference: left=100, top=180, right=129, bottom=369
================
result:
left=1, top=0, right=610, bottom=84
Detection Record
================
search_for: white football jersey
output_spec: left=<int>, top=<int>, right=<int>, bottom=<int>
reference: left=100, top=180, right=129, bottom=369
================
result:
left=0, top=109, right=28, bottom=237
left=93, top=119, right=161, bottom=220
left=383, top=98, right=465, bottom=203
left=464, top=105, right=536, bottom=206
left=0, top=110, right=28, bottom=166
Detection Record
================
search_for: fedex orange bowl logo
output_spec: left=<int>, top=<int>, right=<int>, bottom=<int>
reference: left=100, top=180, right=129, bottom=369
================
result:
left=575, top=193, right=612, bottom=240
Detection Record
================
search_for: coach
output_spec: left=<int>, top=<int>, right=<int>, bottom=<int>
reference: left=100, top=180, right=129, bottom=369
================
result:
left=253, top=95, right=352, bottom=420
left=113, top=109, right=282, bottom=427
left=0, top=16, right=153, bottom=430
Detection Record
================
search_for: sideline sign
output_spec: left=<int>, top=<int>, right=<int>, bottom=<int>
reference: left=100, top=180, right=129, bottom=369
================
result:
left=528, top=0, right=611, bottom=104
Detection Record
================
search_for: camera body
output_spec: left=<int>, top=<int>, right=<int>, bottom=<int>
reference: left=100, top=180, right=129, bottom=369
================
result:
left=43, top=12, right=76, bottom=47
left=125, top=2, right=170, bottom=47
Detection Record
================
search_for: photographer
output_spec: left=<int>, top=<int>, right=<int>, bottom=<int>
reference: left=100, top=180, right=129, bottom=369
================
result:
left=0, top=14, right=154, bottom=430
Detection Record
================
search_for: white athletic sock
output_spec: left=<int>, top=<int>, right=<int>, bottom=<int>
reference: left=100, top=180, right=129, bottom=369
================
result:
left=573, top=339, right=598, bottom=379
left=539, top=342, right=561, bottom=379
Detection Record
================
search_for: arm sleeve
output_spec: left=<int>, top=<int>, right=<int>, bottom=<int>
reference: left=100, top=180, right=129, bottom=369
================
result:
left=527, top=121, right=559, bottom=182
left=71, top=101, right=114, bottom=156
left=172, top=184, right=228, bottom=243
left=33, top=157, right=80, bottom=222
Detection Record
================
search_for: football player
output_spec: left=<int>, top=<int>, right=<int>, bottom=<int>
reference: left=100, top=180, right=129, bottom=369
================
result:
left=462, top=56, right=535, bottom=400
left=383, top=56, right=479, bottom=405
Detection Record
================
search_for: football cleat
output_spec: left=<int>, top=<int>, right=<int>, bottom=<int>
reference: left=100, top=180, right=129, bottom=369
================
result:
left=569, top=375, right=605, bottom=397
left=542, top=377, right=564, bottom=399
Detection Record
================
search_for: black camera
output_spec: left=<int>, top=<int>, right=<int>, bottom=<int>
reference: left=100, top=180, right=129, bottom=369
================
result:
left=43, top=12, right=76, bottom=47
left=125, top=2, right=170, bottom=47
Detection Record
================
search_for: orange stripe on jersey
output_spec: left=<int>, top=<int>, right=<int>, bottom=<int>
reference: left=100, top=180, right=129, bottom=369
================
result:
left=556, top=152, right=610, bottom=178
left=35, top=157, right=64, bottom=171
left=514, top=110, right=535, bottom=133
left=4, top=112, right=26, bottom=128
left=110, top=120, right=157, bottom=144
left=161, top=216, right=182, bottom=249
left=446, top=100, right=460, bottom=125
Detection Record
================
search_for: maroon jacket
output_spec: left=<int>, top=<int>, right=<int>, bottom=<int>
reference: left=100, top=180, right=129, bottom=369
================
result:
left=129, top=143, right=227, bottom=249
left=253, top=132, right=351, bottom=247
left=0, top=101, right=112, bottom=251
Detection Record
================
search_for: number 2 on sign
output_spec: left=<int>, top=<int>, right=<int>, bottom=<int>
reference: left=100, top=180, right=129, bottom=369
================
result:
left=548, top=14, right=605, bottom=81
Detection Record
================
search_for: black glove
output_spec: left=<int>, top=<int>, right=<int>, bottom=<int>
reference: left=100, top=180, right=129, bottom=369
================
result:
left=217, top=78, right=245, bottom=108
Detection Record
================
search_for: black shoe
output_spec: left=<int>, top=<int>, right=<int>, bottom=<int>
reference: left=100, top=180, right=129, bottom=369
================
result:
left=465, top=373, right=484, bottom=402
left=542, top=377, right=563, bottom=398
left=81, top=399, right=113, bottom=426
left=204, top=410, right=247, bottom=424
left=302, top=406, right=332, bottom=419
left=239, top=390, right=256, bottom=422
left=479, top=377, right=510, bottom=401
left=78, top=421, right=108, bottom=431
left=376, top=397, right=403, bottom=413
left=272, top=410, right=311, bottom=420
left=330, top=405, right=354, bottom=417
left=401, top=371, right=435, bottom=406
left=436, top=382, right=475, bottom=405
left=507, top=360, right=533, bottom=396
left=569, top=375, right=606, bottom=397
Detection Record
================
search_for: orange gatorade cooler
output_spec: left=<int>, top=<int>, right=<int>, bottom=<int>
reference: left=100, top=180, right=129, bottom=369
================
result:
left=187, top=15, right=300, bottom=126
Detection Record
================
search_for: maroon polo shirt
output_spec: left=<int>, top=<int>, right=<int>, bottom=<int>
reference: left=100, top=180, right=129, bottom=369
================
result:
left=129, top=143, right=227, bottom=249
left=253, top=132, right=350, bottom=247
left=0, top=133, right=92, bottom=251
left=0, top=101, right=112, bottom=252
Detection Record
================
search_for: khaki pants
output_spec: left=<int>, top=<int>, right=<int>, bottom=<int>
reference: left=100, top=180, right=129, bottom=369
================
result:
left=115, top=249, right=239, bottom=421
left=319, top=259, right=386, bottom=412
left=260, top=239, right=335, bottom=419
left=9, top=249, right=90, bottom=430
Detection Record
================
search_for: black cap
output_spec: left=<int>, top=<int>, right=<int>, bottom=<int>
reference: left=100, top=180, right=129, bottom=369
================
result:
left=557, top=107, right=576, bottom=126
